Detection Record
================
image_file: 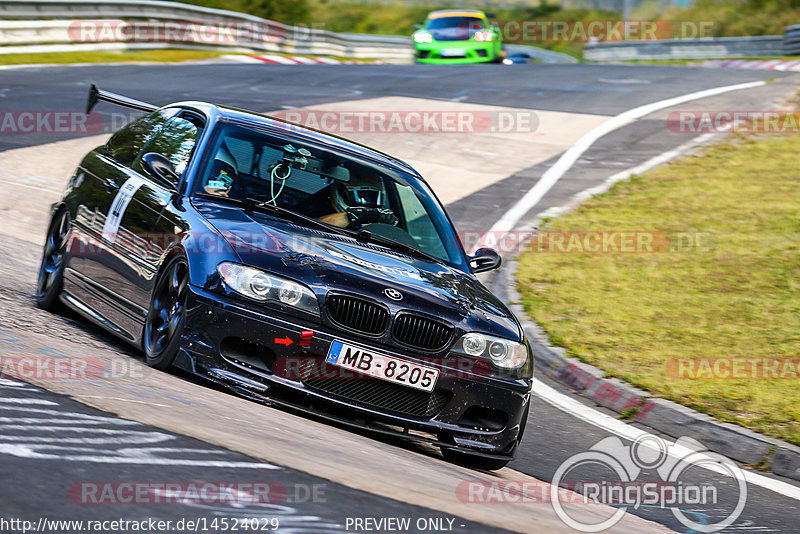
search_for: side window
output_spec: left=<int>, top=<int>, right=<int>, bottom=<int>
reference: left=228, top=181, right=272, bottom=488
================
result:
left=105, top=109, right=175, bottom=166
left=136, top=115, right=203, bottom=185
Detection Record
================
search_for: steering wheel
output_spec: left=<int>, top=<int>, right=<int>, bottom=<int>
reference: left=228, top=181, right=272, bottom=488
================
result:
left=346, top=206, right=398, bottom=228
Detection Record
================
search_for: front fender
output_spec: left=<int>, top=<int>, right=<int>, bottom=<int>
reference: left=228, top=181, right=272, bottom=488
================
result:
left=165, top=228, right=241, bottom=292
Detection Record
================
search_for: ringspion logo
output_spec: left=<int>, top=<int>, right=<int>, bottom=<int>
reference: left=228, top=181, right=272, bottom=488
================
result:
left=458, top=435, right=747, bottom=532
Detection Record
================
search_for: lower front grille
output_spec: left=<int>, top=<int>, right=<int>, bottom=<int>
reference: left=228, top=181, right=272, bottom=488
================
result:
left=302, top=362, right=450, bottom=419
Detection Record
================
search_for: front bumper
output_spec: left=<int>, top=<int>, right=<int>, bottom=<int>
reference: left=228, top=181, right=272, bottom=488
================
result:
left=415, top=42, right=498, bottom=64
left=180, top=286, right=532, bottom=458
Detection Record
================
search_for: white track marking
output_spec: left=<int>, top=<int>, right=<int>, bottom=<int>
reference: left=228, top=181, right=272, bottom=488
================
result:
left=0, top=417, right=139, bottom=425
left=0, top=425, right=168, bottom=434
left=0, top=398, right=279, bottom=469
left=0, top=443, right=280, bottom=467
left=533, top=378, right=800, bottom=501
left=0, top=379, right=26, bottom=386
left=0, top=379, right=34, bottom=390
left=0, top=398, right=57, bottom=405
left=534, top=129, right=726, bottom=222
left=0, top=433, right=172, bottom=445
left=0, top=406, right=142, bottom=423
left=479, top=80, right=766, bottom=251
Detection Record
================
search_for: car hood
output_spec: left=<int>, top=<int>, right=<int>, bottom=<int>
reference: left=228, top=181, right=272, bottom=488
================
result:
left=195, top=200, right=521, bottom=340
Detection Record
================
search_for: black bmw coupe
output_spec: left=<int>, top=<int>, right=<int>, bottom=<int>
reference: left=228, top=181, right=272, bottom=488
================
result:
left=36, top=86, right=532, bottom=470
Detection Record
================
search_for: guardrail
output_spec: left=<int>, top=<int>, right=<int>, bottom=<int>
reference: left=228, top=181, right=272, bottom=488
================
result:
left=0, top=22, right=414, bottom=60
left=584, top=35, right=785, bottom=61
left=0, top=0, right=414, bottom=61
left=783, top=24, right=800, bottom=55
left=0, top=0, right=581, bottom=64
left=0, top=0, right=288, bottom=23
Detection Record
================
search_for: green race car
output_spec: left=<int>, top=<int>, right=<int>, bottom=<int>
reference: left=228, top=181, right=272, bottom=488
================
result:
left=413, top=9, right=503, bottom=64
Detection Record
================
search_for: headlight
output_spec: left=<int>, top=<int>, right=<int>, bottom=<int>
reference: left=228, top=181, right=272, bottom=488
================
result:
left=413, top=31, right=433, bottom=43
left=453, top=333, right=527, bottom=369
left=474, top=31, right=493, bottom=42
left=217, top=262, right=319, bottom=315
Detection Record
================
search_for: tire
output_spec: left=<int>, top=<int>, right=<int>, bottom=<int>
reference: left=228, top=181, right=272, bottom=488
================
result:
left=440, top=447, right=510, bottom=471
left=143, top=256, right=189, bottom=370
left=491, top=45, right=506, bottom=64
left=35, top=209, right=70, bottom=311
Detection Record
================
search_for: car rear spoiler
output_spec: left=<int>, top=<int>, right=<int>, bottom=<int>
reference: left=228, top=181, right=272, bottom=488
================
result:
left=86, top=84, right=158, bottom=114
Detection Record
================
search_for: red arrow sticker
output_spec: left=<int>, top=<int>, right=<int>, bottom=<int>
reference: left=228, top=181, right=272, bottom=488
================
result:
left=274, top=337, right=293, bottom=346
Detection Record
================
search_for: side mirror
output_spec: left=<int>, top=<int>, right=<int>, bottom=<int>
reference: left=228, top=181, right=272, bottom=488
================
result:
left=470, top=248, right=501, bottom=273
left=141, top=152, right=179, bottom=188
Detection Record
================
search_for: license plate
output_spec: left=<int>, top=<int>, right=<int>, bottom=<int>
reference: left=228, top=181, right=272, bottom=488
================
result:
left=325, top=340, right=439, bottom=392
left=439, top=49, right=465, bottom=57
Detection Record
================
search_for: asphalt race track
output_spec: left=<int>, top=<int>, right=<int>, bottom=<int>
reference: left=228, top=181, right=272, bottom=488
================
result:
left=1, top=61, right=800, bottom=533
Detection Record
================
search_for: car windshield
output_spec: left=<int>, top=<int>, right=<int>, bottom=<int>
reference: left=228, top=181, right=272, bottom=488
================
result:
left=426, top=16, right=485, bottom=30
left=193, top=123, right=468, bottom=270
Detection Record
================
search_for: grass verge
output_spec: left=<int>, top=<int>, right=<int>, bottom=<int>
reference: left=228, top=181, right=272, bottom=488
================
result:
left=516, top=129, right=800, bottom=445
left=0, top=49, right=228, bottom=65
left=618, top=57, right=800, bottom=66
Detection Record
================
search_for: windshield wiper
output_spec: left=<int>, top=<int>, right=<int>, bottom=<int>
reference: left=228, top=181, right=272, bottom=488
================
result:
left=194, top=193, right=350, bottom=237
left=242, top=197, right=355, bottom=236
left=348, top=229, right=443, bottom=265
